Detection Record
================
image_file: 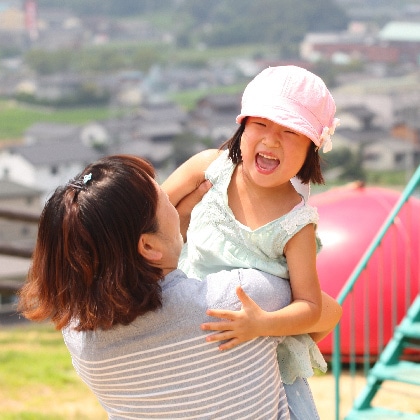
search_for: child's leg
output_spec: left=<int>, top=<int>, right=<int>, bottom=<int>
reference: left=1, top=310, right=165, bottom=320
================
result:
left=283, top=378, right=320, bottom=420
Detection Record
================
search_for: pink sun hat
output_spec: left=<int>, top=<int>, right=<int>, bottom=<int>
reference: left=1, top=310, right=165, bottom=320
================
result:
left=236, top=66, right=339, bottom=153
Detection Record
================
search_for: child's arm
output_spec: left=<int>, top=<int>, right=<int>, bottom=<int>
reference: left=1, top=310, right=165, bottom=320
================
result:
left=202, top=287, right=341, bottom=350
left=161, top=149, right=220, bottom=207
left=309, top=292, right=342, bottom=343
left=161, top=148, right=219, bottom=240
left=175, top=179, right=212, bottom=241
left=280, top=222, right=323, bottom=331
left=202, top=224, right=329, bottom=349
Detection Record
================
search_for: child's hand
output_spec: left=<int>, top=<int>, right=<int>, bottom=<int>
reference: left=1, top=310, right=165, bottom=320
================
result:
left=201, top=286, right=266, bottom=350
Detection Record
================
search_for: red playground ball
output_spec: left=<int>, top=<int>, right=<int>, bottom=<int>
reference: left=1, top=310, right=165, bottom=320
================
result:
left=309, top=182, right=420, bottom=359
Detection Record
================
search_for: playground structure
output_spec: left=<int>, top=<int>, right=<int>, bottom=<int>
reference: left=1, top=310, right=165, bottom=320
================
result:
left=310, top=183, right=420, bottom=360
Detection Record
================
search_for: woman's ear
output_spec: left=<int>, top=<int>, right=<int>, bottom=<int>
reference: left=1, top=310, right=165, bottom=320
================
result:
left=138, top=233, right=163, bottom=261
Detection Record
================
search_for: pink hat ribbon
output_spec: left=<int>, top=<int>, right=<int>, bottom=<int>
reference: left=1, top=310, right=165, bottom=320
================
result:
left=318, top=118, right=340, bottom=153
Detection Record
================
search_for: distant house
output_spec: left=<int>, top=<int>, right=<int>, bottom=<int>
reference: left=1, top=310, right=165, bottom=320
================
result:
left=300, top=31, right=394, bottom=64
left=0, top=178, right=41, bottom=244
left=33, top=7, right=84, bottom=50
left=188, top=93, right=241, bottom=146
left=114, top=70, right=144, bottom=106
left=335, top=105, right=389, bottom=151
left=37, top=7, right=81, bottom=31
left=147, top=66, right=224, bottom=93
left=363, top=138, right=420, bottom=172
left=93, top=100, right=187, bottom=146
left=379, top=22, right=420, bottom=65
left=0, top=5, right=26, bottom=49
left=80, top=122, right=110, bottom=150
left=332, top=72, right=420, bottom=128
left=0, top=72, right=26, bottom=97
left=112, top=138, right=175, bottom=182
left=0, top=101, right=192, bottom=195
left=333, top=105, right=420, bottom=173
left=393, top=108, right=420, bottom=147
left=27, top=73, right=112, bottom=104
left=0, top=5, right=24, bottom=32
left=103, top=101, right=189, bottom=179
left=0, top=134, right=101, bottom=201
left=137, top=100, right=187, bottom=124
left=392, top=120, right=420, bottom=146
left=24, top=121, right=81, bottom=144
left=134, top=101, right=187, bottom=141
left=331, top=75, right=420, bottom=174
left=0, top=179, right=41, bottom=299
left=301, top=21, right=420, bottom=66
left=34, top=73, right=85, bottom=102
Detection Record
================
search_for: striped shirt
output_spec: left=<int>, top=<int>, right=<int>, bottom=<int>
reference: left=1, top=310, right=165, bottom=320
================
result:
left=63, top=268, right=291, bottom=419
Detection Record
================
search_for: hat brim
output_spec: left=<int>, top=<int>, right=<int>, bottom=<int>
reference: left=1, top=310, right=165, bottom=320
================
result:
left=236, top=103, right=322, bottom=146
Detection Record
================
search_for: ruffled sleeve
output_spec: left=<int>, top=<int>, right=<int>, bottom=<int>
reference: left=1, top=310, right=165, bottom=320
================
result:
left=277, top=335, right=327, bottom=384
left=205, top=149, right=232, bottom=186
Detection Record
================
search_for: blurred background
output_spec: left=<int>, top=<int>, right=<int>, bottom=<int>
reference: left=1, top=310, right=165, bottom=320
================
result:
left=1, top=0, right=420, bottom=296
left=1, top=1, right=420, bottom=418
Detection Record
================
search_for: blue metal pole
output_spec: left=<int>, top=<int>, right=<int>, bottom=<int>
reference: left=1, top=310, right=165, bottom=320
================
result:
left=332, top=164, right=420, bottom=419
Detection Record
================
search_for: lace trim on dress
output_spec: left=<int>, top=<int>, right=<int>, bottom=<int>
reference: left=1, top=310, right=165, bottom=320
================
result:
left=277, top=335, right=327, bottom=384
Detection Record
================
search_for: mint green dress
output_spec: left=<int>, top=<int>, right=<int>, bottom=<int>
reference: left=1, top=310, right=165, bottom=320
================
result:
left=179, top=150, right=327, bottom=384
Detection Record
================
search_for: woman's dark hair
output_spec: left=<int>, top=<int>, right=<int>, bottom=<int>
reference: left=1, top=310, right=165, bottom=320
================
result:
left=220, top=117, right=325, bottom=185
left=18, top=155, right=163, bottom=331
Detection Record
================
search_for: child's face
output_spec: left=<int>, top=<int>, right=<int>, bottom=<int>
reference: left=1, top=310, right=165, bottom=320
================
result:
left=240, top=117, right=311, bottom=188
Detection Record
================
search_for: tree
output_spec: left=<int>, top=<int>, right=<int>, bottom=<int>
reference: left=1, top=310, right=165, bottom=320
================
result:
left=179, top=0, right=348, bottom=52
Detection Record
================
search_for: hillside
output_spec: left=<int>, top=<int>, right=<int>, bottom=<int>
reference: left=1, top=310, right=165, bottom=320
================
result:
left=36, top=0, right=349, bottom=55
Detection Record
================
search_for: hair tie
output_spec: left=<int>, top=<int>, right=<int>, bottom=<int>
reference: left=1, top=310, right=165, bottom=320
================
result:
left=83, top=173, right=92, bottom=184
left=67, top=172, right=93, bottom=190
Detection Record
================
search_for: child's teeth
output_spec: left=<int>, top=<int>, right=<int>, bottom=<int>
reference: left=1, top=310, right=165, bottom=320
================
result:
left=259, top=153, right=276, bottom=160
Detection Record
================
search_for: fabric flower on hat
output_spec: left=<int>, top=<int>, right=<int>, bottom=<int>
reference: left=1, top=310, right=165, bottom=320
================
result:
left=319, top=118, right=340, bottom=153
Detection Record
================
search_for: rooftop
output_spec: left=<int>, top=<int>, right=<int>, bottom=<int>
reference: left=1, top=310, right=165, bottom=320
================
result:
left=379, top=21, right=420, bottom=43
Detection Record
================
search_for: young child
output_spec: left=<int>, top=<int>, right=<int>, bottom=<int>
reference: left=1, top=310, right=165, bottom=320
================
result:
left=162, top=65, right=341, bottom=419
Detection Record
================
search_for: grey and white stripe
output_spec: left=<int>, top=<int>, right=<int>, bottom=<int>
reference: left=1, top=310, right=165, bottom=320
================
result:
left=63, top=269, right=291, bottom=419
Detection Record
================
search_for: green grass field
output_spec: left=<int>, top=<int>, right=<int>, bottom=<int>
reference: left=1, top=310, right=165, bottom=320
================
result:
left=0, top=100, right=113, bottom=142
left=0, top=41, right=253, bottom=143
left=0, top=82, right=244, bottom=143
left=0, top=323, right=106, bottom=420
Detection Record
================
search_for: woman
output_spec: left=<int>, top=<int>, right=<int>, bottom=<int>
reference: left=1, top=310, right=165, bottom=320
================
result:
left=18, top=154, right=291, bottom=419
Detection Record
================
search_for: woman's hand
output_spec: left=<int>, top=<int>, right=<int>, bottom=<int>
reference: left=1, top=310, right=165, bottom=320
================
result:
left=201, top=286, right=268, bottom=351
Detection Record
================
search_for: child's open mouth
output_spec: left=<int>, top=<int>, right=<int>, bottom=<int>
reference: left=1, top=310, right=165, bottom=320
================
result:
left=255, top=153, right=279, bottom=172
